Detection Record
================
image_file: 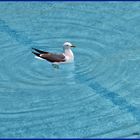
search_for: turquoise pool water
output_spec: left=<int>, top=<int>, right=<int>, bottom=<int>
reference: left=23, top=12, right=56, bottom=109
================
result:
left=0, top=2, right=140, bottom=138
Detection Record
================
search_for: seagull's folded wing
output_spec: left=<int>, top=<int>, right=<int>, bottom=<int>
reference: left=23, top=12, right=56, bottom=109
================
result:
left=40, top=53, right=65, bottom=62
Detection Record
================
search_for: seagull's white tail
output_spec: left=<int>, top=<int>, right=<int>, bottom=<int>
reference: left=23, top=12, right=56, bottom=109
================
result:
left=35, top=56, right=44, bottom=60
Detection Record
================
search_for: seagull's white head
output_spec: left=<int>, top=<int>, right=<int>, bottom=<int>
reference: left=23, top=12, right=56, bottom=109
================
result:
left=63, top=42, right=76, bottom=49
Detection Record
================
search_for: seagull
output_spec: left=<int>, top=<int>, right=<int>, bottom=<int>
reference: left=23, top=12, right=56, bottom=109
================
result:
left=32, top=42, right=76, bottom=68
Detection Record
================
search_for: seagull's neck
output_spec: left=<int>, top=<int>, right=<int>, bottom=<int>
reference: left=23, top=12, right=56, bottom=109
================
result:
left=63, top=48, right=74, bottom=59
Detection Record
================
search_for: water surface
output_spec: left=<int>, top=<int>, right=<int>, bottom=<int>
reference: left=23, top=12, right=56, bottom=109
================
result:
left=0, top=2, right=140, bottom=138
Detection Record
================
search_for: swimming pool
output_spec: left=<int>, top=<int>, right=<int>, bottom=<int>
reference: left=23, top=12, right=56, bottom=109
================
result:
left=0, top=2, right=140, bottom=138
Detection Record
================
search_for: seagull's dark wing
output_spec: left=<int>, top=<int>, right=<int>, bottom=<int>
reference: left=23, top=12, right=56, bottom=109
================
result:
left=32, top=48, right=48, bottom=54
left=40, top=53, right=65, bottom=63
left=32, top=48, right=65, bottom=63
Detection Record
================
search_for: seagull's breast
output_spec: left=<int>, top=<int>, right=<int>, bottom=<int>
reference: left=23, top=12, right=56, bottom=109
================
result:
left=63, top=49, right=74, bottom=63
